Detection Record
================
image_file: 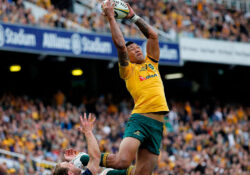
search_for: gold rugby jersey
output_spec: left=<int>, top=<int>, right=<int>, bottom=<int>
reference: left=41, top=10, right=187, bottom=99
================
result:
left=119, top=55, right=169, bottom=114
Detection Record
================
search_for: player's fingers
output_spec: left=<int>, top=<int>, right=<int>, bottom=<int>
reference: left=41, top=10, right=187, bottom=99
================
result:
left=127, top=3, right=134, bottom=13
left=81, top=116, right=86, bottom=126
left=103, top=0, right=108, bottom=6
left=88, top=113, right=92, bottom=121
left=111, top=1, right=115, bottom=7
left=102, top=2, right=106, bottom=9
left=84, top=113, right=87, bottom=121
left=108, top=0, right=113, bottom=6
left=80, top=115, right=84, bottom=124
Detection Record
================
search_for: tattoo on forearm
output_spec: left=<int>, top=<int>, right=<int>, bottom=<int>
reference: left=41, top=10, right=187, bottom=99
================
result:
left=108, top=17, right=129, bottom=66
left=118, top=51, right=129, bottom=66
left=135, top=18, right=150, bottom=38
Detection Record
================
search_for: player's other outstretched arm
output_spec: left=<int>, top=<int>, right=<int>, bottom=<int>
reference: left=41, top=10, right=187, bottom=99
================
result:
left=127, top=4, right=160, bottom=61
left=102, top=0, right=129, bottom=66
left=79, top=113, right=100, bottom=175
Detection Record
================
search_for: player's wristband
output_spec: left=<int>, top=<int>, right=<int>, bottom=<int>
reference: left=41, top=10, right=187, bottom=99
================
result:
left=130, top=14, right=140, bottom=23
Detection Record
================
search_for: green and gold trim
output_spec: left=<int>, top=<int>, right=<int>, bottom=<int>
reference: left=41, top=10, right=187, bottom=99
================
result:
left=102, top=153, right=109, bottom=167
left=114, top=8, right=129, bottom=14
left=126, top=165, right=135, bottom=175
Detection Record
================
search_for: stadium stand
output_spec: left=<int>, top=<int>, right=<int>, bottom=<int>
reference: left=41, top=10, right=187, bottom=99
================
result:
left=0, top=94, right=249, bottom=174
left=0, top=0, right=249, bottom=41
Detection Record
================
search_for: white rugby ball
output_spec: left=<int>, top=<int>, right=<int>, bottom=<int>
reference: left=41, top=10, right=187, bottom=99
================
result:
left=103, top=0, right=129, bottom=19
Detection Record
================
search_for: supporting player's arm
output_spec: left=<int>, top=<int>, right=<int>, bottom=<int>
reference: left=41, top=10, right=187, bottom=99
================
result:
left=127, top=4, right=160, bottom=61
left=79, top=113, right=100, bottom=175
left=102, top=0, right=129, bottom=66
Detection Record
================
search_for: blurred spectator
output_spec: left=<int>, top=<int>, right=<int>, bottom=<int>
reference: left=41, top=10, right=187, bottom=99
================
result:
left=36, top=0, right=51, bottom=9
left=0, top=0, right=35, bottom=25
left=54, top=90, right=65, bottom=106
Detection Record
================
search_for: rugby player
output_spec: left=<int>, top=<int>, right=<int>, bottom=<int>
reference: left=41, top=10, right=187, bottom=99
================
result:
left=80, top=0, right=169, bottom=175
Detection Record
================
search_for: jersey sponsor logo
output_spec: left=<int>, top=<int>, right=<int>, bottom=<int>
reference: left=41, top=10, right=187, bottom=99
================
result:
left=148, top=64, right=154, bottom=70
left=140, top=64, right=147, bottom=72
left=139, top=73, right=158, bottom=81
left=140, top=64, right=154, bottom=72
left=139, top=76, right=146, bottom=81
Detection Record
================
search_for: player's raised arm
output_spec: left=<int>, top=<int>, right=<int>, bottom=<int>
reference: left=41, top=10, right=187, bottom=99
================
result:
left=79, top=113, right=100, bottom=175
left=102, top=0, right=129, bottom=66
left=126, top=4, right=160, bottom=61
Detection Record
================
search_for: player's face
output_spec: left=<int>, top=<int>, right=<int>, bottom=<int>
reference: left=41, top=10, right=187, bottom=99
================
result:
left=127, top=43, right=145, bottom=64
left=60, top=162, right=81, bottom=175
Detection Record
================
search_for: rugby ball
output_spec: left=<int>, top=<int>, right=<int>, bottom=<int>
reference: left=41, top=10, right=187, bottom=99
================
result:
left=103, top=0, right=129, bottom=19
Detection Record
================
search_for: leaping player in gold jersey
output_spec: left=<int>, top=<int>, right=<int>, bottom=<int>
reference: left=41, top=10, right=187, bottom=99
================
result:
left=102, top=0, right=169, bottom=174
left=79, top=1, right=169, bottom=175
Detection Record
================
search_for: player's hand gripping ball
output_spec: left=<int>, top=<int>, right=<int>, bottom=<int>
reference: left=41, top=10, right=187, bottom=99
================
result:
left=102, top=0, right=129, bottom=19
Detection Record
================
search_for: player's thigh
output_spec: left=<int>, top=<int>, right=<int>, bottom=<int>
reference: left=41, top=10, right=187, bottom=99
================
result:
left=134, top=148, right=158, bottom=175
left=117, top=137, right=140, bottom=163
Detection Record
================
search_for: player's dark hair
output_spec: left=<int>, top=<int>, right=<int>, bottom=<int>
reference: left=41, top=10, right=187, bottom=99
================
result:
left=52, top=165, right=69, bottom=175
left=125, top=41, right=135, bottom=47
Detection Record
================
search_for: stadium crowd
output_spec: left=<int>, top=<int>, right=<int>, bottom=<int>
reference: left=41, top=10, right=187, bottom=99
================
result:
left=0, top=0, right=249, bottom=42
left=0, top=93, right=249, bottom=175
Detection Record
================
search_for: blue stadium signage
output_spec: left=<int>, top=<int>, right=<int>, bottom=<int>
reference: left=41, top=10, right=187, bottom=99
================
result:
left=0, top=22, right=180, bottom=65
